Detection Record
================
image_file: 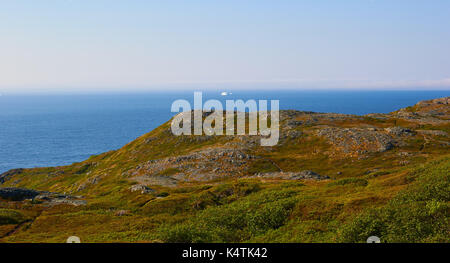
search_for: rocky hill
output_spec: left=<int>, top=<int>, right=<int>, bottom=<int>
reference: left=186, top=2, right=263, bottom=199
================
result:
left=0, top=97, right=448, bottom=243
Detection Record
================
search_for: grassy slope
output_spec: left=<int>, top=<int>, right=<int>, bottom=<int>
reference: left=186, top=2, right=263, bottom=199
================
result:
left=0, top=100, right=449, bottom=243
left=1, top=156, right=448, bottom=243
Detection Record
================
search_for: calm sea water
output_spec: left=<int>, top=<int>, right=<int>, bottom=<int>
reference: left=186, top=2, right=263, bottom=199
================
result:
left=0, top=90, right=448, bottom=173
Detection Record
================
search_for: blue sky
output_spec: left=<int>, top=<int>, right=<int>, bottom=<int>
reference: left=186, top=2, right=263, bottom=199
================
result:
left=1, top=0, right=449, bottom=92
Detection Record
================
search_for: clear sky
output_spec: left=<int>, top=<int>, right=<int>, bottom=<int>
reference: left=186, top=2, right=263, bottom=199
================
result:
left=1, top=0, right=449, bottom=93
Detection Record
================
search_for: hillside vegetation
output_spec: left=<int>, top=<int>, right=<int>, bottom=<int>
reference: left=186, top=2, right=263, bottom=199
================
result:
left=0, top=97, right=448, bottom=243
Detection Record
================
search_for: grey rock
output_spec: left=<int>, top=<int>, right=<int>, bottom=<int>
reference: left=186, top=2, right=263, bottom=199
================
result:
left=385, top=127, right=414, bottom=136
left=125, top=147, right=257, bottom=186
left=252, top=170, right=330, bottom=181
left=129, top=184, right=155, bottom=194
left=316, top=127, right=397, bottom=155
left=0, top=187, right=87, bottom=206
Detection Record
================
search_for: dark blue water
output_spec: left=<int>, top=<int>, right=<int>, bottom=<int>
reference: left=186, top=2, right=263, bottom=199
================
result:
left=0, top=90, right=448, bottom=173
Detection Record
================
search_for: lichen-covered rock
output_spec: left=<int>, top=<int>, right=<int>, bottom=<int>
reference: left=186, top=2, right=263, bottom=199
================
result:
left=280, top=129, right=303, bottom=140
left=384, top=127, right=415, bottom=136
left=129, top=184, right=155, bottom=194
left=252, top=170, right=330, bottom=180
left=316, top=127, right=396, bottom=157
left=76, top=174, right=105, bottom=192
left=125, top=147, right=257, bottom=186
left=417, top=130, right=448, bottom=137
left=393, top=97, right=450, bottom=124
left=417, top=97, right=449, bottom=106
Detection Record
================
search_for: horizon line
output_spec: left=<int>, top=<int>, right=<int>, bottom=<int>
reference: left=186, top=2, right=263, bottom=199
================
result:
left=1, top=87, right=449, bottom=96
left=1, top=78, right=450, bottom=94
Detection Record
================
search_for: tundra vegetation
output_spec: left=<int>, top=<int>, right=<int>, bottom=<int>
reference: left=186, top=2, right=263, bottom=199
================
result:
left=0, top=97, right=449, bottom=243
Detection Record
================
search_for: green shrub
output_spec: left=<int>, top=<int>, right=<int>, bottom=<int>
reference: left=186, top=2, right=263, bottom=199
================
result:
left=338, top=158, right=450, bottom=243
left=75, top=163, right=93, bottom=174
left=0, top=209, right=26, bottom=225
left=190, top=191, right=219, bottom=210
left=213, top=181, right=261, bottom=200
left=157, top=188, right=297, bottom=242
left=247, top=198, right=297, bottom=235
left=158, top=222, right=214, bottom=243
left=156, top=192, right=170, bottom=197
left=247, top=159, right=279, bottom=174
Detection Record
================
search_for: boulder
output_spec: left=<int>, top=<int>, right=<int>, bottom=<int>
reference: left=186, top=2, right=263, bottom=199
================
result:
left=129, top=184, right=155, bottom=194
left=385, top=127, right=414, bottom=136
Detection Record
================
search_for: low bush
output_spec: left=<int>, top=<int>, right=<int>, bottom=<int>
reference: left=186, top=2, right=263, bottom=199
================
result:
left=158, top=188, right=298, bottom=242
left=0, top=209, right=26, bottom=225
left=328, top=178, right=368, bottom=187
left=338, top=158, right=449, bottom=242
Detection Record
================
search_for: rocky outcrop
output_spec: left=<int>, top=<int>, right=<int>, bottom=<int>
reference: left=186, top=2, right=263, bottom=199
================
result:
left=251, top=170, right=330, bottom=180
left=132, top=175, right=179, bottom=187
left=125, top=147, right=257, bottom=186
left=280, top=129, right=303, bottom=140
left=0, top=187, right=40, bottom=201
left=0, top=169, right=24, bottom=184
left=0, top=187, right=86, bottom=206
left=76, top=174, right=105, bottom=192
left=417, top=130, right=448, bottom=137
left=416, top=97, right=449, bottom=106
left=316, top=127, right=396, bottom=157
left=384, top=127, right=415, bottom=136
left=129, top=184, right=155, bottom=194
left=393, top=97, right=450, bottom=124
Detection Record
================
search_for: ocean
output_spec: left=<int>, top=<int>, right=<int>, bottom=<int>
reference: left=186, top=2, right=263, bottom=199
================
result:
left=0, top=90, right=448, bottom=173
